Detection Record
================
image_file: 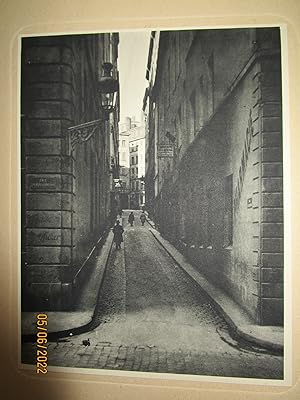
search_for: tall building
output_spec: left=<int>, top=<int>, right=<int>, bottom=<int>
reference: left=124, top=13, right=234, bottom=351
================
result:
left=21, top=33, right=120, bottom=311
left=118, top=117, right=133, bottom=209
left=119, top=116, right=146, bottom=210
left=129, top=119, right=146, bottom=209
left=144, top=29, right=283, bottom=326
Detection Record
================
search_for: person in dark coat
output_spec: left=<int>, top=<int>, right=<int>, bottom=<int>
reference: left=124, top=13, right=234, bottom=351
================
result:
left=128, top=211, right=135, bottom=226
left=112, top=220, right=124, bottom=249
left=140, top=212, right=146, bottom=226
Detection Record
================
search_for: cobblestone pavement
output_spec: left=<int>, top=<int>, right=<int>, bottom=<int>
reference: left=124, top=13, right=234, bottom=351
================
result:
left=22, top=211, right=283, bottom=379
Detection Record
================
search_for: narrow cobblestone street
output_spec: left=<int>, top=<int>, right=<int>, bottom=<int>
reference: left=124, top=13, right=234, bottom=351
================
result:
left=22, top=211, right=283, bottom=379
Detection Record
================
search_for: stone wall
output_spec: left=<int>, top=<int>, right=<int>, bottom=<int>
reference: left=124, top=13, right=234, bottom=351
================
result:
left=146, top=28, right=283, bottom=325
left=21, top=34, right=117, bottom=311
left=254, top=51, right=283, bottom=325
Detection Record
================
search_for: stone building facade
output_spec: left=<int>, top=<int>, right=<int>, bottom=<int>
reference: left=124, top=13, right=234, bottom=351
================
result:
left=21, top=33, right=120, bottom=311
left=119, top=117, right=146, bottom=210
left=145, top=28, right=283, bottom=325
left=129, top=123, right=146, bottom=210
left=118, top=117, right=134, bottom=210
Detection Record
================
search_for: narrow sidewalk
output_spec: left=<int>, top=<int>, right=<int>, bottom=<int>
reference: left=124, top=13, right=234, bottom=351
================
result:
left=145, top=215, right=283, bottom=354
left=21, top=230, right=114, bottom=337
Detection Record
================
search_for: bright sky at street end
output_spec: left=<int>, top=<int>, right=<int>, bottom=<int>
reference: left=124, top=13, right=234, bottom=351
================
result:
left=118, top=31, right=151, bottom=124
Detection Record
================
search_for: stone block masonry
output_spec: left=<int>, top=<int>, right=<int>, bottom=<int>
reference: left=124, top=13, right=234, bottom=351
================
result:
left=145, top=28, right=283, bottom=326
left=250, top=50, right=283, bottom=325
left=258, top=54, right=283, bottom=325
left=21, top=38, right=77, bottom=310
left=21, top=33, right=120, bottom=311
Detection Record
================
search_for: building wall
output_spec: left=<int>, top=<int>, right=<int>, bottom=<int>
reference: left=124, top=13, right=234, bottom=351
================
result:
left=145, top=28, right=283, bottom=325
left=129, top=126, right=146, bottom=209
left=119, top=118, right=146, bottom=209
left=119, top=131, right=130, bottom=170
left=21, top=33, right=119, bottom=311
left=117, top=132, right=130, bottom=209
left=255, top=42, right=283, bottom=324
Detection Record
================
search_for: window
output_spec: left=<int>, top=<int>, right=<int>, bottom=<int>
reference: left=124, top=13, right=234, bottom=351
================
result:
left=136, top=167, right=138, bottom=175
left=136, top=181, right=139, bottom=191
left=131, top=156, right=134, bottom=165
left=136, top=155, right=138, bottom=164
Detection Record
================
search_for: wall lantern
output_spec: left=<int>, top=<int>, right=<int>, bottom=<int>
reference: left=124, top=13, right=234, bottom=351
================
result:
left=98, top=62, right=119, bottom=114
left=68, top=62, right=119, bottom=149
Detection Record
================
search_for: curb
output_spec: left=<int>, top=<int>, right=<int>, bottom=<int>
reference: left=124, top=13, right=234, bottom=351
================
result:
left=149, top=228, right=283, bottom=355
left=21, top=232, right=114, bottom=343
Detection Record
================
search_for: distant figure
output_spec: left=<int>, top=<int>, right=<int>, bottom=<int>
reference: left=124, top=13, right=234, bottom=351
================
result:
left=128, top=211, right=135, bottom=226
left=118, top=208, right=123, bottom=218
left=112, top=220, right=124, bottom=249
left=140, top=212, right=146, bottom=226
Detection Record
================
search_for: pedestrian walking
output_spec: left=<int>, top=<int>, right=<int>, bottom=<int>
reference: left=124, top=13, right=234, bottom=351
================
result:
left=140, top=212, right=146, bottom=226
left=118, top=208, right=123, bottom=218
left=112, top=220, right=124, bottom=249
left=128, top=211, right=135, bottom=226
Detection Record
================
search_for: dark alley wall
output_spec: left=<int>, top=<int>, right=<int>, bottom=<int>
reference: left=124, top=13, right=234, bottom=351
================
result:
left=146, top=28, right=283, bottom=325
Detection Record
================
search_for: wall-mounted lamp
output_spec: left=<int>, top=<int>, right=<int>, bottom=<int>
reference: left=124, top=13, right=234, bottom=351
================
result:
left=98, top=62, right=119, bottom=114
left=68, top=62, right=119, bottom=149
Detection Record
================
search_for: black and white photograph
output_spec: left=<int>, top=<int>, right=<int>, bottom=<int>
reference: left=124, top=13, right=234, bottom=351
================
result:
left=20, top=27, right=287, bottom=382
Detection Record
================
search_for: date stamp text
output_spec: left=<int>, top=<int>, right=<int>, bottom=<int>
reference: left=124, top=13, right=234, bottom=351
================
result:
left=36, top=313, right=48, bottom=374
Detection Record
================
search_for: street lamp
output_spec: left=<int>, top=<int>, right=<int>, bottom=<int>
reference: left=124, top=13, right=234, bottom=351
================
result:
left=68, top=62, right=119, bottom=149
left=98, top=62, right=119, bottom=114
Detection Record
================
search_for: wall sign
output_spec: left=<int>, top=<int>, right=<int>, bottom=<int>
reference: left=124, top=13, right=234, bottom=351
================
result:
left=28, top=176, right=60, bottom=191
left=157, top=144, right=174, bottom=158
